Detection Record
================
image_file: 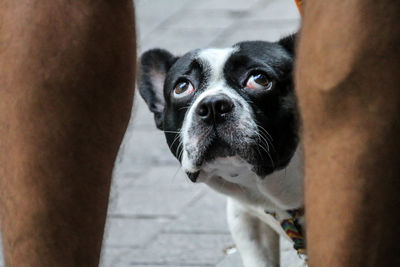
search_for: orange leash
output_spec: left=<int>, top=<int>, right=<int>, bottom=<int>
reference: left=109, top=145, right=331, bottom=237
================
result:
left=294, top=0, right=303, bottom=15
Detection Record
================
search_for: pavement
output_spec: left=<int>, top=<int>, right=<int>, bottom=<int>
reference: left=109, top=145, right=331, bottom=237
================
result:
left=101, top=0, right=302, bottom=266
left=0, top=1, right=302, bottom=266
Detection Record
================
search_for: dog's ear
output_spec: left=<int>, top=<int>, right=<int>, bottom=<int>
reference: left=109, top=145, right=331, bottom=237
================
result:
left=138, top=49, right=178, bottom=130
left=278, top=34, right=297, bottom=56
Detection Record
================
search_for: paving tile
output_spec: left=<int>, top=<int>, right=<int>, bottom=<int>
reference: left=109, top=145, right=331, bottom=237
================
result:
left=133, top=266, right=196, bottom=267
left=140, top=27, right=229, bottom=55
left=117, top=127, right=178, bottom=169
left=135, top=0, right=195, bottom=41
left=123, top=233, right=234, bottom=266
left=108, top=177, right=136, bottom=213
left=162, top=9, right=237, bottom=30
left=108, top=184, right=205, bottom=217
left=0, top=238, right=3, bottom=267
left=165, top=189, right=230, bottom=234
left=133, top=265, right=202, bottom=267
left=100, top=247, right=131, bottom=267
left=103, top=217, right=171, bottom=248
left=249, top=0, right=300, bottom=20
left=102, top=247, right=202, bottom=267
left=216, top=251, right=243, bottom=267
left=210, top=19, right=300, bottom=47
left=188, top=0, right=260, bottom=12
left=131, top=165, right=201, bottom=189
left=129, top=96, right=160, bottom=131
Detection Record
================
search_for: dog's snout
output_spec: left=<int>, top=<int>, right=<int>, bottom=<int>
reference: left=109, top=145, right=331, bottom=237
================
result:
left=195, top=95, right=234, bottom=123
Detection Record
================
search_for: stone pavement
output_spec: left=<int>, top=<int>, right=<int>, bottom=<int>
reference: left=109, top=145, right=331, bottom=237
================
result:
left=100, top=0, right=302, bottom=266
left=0, top=0, right=300, bottom=267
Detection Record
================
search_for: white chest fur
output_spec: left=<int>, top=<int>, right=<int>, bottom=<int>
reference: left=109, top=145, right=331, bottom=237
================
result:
left=196, top=147, right=306, bottom=266
left=198, top=147, right=304, bottom=212
left=199, top=149, right=303, bottom=229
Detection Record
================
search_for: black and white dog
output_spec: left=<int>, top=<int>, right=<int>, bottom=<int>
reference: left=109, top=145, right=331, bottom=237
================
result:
left=138, top=35, right=305, bottom=267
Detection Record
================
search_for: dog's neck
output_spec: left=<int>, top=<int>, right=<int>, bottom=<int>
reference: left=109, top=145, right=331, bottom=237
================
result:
left=197, top=145, right=304, bottom=213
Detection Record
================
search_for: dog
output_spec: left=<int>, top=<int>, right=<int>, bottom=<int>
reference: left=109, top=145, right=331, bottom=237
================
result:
left=138, top=35, right=305, bottom=267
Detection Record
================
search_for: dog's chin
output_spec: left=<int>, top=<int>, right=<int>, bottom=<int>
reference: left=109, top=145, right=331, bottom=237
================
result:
left=185, top=138, right=275, bottom=182
left=184, top=138, right=236, bottom=182
left=203, top=139, right=235, bottom=161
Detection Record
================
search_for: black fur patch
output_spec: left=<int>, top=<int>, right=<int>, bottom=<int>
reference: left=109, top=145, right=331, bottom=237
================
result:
left=139, top=49, right=177, bottom=129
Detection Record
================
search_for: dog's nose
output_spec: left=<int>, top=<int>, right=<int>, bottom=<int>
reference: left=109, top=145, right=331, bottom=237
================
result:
left=195, top=95, right=234, bottom=123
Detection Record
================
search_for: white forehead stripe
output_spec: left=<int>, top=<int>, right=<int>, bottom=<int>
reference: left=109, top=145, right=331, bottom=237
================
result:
left=197, top=48, right=237, bottom=80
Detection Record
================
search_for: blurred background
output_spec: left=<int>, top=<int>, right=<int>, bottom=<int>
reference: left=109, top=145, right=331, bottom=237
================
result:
left=101, top=0, right=301, bottom=266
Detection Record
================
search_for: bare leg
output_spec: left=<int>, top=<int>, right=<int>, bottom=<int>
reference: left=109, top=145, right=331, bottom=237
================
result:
left=296, top=1, right=400, bottom=266
left=0, top=1, right=135, bottom=266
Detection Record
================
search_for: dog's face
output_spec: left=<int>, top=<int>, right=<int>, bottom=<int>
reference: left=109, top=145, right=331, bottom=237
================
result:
left=139, top=36, right=299, bottom=182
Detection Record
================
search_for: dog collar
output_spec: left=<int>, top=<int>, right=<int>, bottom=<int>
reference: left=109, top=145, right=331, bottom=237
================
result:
left=265, top=208, right=306, bottom=255
left=281, top=208, right=306, bottom=255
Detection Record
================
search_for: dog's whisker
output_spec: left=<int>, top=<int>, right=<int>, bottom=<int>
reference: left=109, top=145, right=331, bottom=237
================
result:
left=170, top=134, right=182, bottom=148
left=258, top=142, right=270, bottom=156
left=260, top=132, right=276, bottom=153
left=255, top=145, right=265, bottom=161
left=257, top=124, right=274, bottom=142
left=255, top=132, right=270, bottom=152
left=177, top=142, right=185, bottom=161
left=171, top=165, right=183, bottom=184
left=254, top=133, right=275, bottom=168
left=177, top=141, right=183, bottom=155
left=266, top=150, right=275, bottom=169
left=256, top=133, right=275, bottom=168
left=256, top=125, right=276, bottom=153
left=178, top=149, right=184, bottom=161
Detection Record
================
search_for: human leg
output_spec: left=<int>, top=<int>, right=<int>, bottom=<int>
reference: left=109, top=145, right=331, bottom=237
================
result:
left=296, top=1, right=400, bottom=266
left=0, top=1, right=135, bottom=266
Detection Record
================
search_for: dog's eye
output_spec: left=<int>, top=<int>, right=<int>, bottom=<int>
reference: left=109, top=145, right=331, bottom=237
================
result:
left=174, top=80, right=194, bottom=97
left=245, top=73, right=272, bottom=90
